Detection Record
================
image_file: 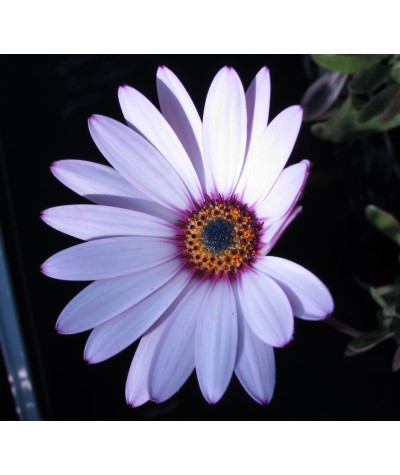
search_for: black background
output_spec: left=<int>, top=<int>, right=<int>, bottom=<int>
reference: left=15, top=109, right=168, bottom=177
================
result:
left=1, top=55, right=400, bottom=421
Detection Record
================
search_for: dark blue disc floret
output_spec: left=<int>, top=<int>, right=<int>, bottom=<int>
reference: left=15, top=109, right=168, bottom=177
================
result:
left=201, top=218, right=234, bottom=254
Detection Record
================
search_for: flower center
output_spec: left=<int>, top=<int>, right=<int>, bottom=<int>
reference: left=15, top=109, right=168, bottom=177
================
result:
left=202, top=218, right=234, bottom=253
left=179, top=197, right=263, bottom=276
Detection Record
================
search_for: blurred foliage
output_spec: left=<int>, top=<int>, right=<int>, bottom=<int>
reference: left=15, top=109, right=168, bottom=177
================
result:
left=312, top=55, right=389, bottom=74
left=302, top=54, right=400, bottom=142
left=366, top=205, right=400, bottom=246
left=303, top=58, right=400, bottom=373
left=329, top=206, right=400, bottom=371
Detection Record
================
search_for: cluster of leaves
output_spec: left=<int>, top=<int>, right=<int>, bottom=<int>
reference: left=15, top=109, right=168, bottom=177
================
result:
left=343, top=206, right=400, bottom=371
left=302, top=54, right=400, bottom=142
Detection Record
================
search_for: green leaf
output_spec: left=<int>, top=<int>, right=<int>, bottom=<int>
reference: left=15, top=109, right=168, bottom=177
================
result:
left=370, top=284, right=400, bottom=299
left=383, top=306, right=398, bottom=320
left=357, top=85, right=400, bottom=123
left=346, top=330, right=394, bottom=355
left=375, top=309, right=394, bottom=330
left=349, top=63, right=391, bottom=94
left=390, top=55, right=400, bottom=83
left=380, top=87, right=400, bottom=123
left=312, top=54, right=390, bottom=74
left=301, top=71, right=347, bottom=121
left=311, top=98, right=357, bottom=142
left=365, top=205, right=400, bottom=246
left=370, top=288, right=390, bottom=309
left=311, top=92, right=400, bottom=142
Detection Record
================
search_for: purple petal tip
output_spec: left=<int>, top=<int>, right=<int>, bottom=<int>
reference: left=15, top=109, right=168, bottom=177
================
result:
left=84, top=355, right=93, bottom=365
left=324, top=309, right=334, bottom=319
left=127, top=399, right=138, bottom=408
left=206, top=396, right=219, bottom=405
left=276, top=336, right=293, bottom=349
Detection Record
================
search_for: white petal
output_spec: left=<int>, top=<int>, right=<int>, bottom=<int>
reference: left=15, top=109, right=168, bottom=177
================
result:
left=84, top=268, right=193, bottom=363
left=260, top=206, right=302, bottom=255
left=148, top=278, right=211, bottom=403
left=118, top=85, right=203, bottom=203
left=237, top=105, right=303, bottom=205
left=195, top=277, right=238, bottom=404
left=125, top=315, right=168, bottom=407
left=55, top=258, right=183, bottom=334
left=255, top=160, right=310, bottom=222
left=202, top=66, right=247, bottom=196
left=50, top=159, right=145, bottom=200
left=51, top=160, right=180, bottom=224
left=41, top=237, right=178, bottom=281
left=125, top=283, right=194, bottom=407
left=41, top=205, right=178, bottom=241
left=156, top=66, right=206, bottom=190
left=88, top=115, right=193, bottom=212
left=236, top=266, right=293, bottom=347
left=255, top=256, right=334, bottom=320
left=234, top=287, right=275, bottom=404
left=245, top=67, right=271, bottom=160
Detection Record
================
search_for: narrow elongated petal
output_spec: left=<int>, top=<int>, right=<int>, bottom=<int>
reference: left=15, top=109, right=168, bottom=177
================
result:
left=255, top=160, right=310, bottom=222
left=55, top=258, right=183, bottom=334
left=203, top=67, right=247, bottom=196
left=89, top=115, right=193, bottom=212
left=236, top=267, right=293, bottom=347
left=148, top=279, right=211, bottom=403
left=234, top=287, right=275, bottom=404
left=195, top=277, right=238, bottom=404
left=51, top=159, right=145, bottom=199
left=125, top=315, right=168, bottom=407
left=156, top=66, right=206, bottom=190
left=84, top=268, right=193, bottom=363
left=41, top=205, right=178, bottom=241
left=237, top=105, right=303, bottom=205
left=125, top=336, right=152, bottom=407
left=50, top=160, right=179, bottom=223
left=125, top=283, right=194, bottom=407
left=41, top=237, right=178, bottom=281
left=254, top=256, right=334, bottom=320
left=245, top=67, right=271, bottom=159
left=118, top=85, right=203, bottom=202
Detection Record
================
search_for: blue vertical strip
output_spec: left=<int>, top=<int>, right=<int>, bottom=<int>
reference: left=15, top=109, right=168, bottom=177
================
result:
left=0, top=223, right=42, bottom=420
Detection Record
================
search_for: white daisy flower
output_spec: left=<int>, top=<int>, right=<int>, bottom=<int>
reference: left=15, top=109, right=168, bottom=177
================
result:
left=41, top=66, right=333, bottom=405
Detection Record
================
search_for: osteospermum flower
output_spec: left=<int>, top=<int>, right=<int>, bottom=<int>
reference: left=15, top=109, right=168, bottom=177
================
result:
left=41, top=66, right=334, bottom=405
